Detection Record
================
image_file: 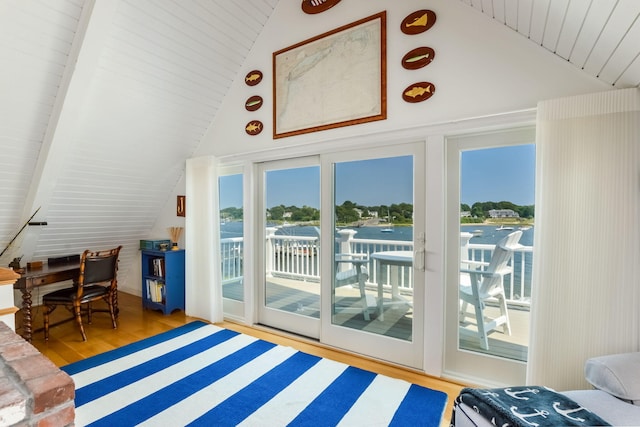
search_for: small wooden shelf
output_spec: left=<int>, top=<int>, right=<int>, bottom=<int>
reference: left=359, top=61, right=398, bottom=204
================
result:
left=141, top=249, right=185, bottom=315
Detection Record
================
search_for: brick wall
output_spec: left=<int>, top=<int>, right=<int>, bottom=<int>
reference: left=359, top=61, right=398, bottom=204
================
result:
left=0, top=321, right=74, bottom=426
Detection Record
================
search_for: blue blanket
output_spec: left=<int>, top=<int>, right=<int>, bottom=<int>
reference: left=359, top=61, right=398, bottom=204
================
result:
left=453, top=386, right=611, bottom=426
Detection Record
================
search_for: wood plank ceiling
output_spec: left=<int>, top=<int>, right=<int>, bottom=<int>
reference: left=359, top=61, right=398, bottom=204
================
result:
left=459, top=0, right=640, bottom=88
left=0, top=0, right=638, bottom=284
left=0, top=0, right=278, bottom=278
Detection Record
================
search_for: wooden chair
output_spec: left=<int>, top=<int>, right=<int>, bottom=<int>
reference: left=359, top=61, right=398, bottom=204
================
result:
left=43, top=246, right=122, bottom=341
left=459, top=231, right=522, bottom=350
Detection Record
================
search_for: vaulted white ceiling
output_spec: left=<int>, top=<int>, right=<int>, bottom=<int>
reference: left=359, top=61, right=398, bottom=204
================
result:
left=0, top=0, right=638, bottom=287
left=0, top=0, right=279, bottom=276
left=460, top=0, right=640, bottom=88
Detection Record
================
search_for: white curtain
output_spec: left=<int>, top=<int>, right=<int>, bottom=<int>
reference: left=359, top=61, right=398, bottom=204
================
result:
left=527, top=88, right=640, bottom=390
left=185, top=156, right=223, bottom=323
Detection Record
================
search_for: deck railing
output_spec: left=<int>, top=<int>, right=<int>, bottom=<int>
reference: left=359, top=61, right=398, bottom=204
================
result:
left=221, top=228, right=533, bottom=308
left=221, top=237, right=244, bottom=284
left=463, top=242, right=533, bottom=306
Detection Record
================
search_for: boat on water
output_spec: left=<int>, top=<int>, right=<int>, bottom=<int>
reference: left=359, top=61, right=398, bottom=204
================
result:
left=380, top=207, right=394, bottom=232
left=472, top=229, right=483, bottom=237
left=496, top=225, right=514, bottom=231
left=519, top=225, right=532, bottom=231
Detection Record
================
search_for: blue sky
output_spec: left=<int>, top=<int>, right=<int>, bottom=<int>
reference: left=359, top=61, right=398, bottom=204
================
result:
left=219, top=174, right=243, bottom=209
left=219, top=145, right=535, bottom=208
left=335, top=156, right=413, bottom=206
left=461, top=144, right=535, bottom=206
left=266, top=167, right=320, bottom=208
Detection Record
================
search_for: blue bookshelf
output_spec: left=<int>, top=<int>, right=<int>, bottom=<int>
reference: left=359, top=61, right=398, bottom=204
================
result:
left=141, top=249, right=185, bottom=315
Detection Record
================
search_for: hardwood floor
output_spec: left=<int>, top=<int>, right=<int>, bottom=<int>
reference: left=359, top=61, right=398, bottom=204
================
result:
left=24, top=291, right=465, bottom=426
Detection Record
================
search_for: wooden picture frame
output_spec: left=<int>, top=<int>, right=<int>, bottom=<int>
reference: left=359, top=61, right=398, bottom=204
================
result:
left=177, top=195, right=185, bottom=217
left=273, top=11, right=386, bottom=139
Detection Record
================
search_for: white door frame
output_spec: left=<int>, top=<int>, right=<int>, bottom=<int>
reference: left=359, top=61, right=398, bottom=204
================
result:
left=443, top=127, right=535, bottom=386
left=256, top=156, right=321, bottom=338
left=320, top=142, right=426, bottom=370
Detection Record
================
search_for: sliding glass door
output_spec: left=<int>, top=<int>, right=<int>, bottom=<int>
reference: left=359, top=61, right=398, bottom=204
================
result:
left=257, top=157, right=321, bottom=338
left=223, top=128, right=535, bottom=377
left=444, top=128, right=535, bottom=384
left=321, top=143, right=426, bottom=369
left=256, top=143, right=426, bottom=368
left=218, top=168, right=245, bottom=320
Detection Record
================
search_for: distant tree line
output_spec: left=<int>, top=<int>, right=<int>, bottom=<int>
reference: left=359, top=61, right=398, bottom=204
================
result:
left=222, top=200, right=532, bottom=225
left=461, top=201, right=534, bottom=223
left=335, top=201, right=413, bottom=225
left=268, top=204, right=320, bottom=222
left=221, top=202, right=414, bottom=224
left=221, top=207, right=243, bottom=221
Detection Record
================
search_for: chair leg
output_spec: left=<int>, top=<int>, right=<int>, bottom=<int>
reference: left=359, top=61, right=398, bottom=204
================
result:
left=112, top=289, right=119, bottom=317
left=473, top=301, right=489, bottom=350
left=498, top=295, right=512, bottom=335
left=357, top=279, right=370, bottom=321
left=87, top=301, right=93, bottom=324
left=43, top=305, right=52, bottom=341
left=107, top=293, right=117, bottom=330
left=74, top=302, right=87, bottom=341
left=459, top=300, right=469, bottom=322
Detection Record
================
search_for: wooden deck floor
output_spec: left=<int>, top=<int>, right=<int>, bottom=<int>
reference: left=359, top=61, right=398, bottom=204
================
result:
left=265, top=276, right=415, bottom=340
left=459, top=304, right=530, bottom=361
left=227, top=276, right=530, bottom=361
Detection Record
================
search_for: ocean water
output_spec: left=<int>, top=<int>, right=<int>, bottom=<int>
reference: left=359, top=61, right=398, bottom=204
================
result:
left=461, top=224, right=534, bottom=247
left=222, top=222, right=533, bottom=246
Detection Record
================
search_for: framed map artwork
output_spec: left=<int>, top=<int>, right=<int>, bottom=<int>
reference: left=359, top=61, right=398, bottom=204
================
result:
left=273, top=11, right=386, bottom=139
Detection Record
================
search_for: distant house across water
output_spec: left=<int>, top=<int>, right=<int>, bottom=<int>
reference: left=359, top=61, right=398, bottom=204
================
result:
left=488, top=209, right=519, bottom=218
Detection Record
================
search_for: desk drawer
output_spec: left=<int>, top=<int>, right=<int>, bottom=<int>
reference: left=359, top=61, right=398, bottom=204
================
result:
left=27, top=270, right=78, bottom=287
left=34, top=277, right=50, bottom=286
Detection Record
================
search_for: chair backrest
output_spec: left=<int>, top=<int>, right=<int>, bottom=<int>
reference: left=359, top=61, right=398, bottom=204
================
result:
left=77, top=246, right=122, bottom=296
left=478, top=230, right=522, bottom=296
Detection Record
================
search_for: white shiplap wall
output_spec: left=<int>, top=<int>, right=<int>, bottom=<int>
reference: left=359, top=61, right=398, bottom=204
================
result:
left=0, top=0, right=84, bottom=253
left=1, top=0, right=277, bottom=295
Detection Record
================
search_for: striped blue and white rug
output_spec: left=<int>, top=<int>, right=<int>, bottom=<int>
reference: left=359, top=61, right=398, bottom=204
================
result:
left=62, top=321, right=447, bottom=426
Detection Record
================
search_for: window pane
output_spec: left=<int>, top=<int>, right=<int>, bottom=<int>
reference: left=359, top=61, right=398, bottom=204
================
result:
left=333, top=156, right=414, bottom=342
left=264, top=166, right=321, bottom=318
left=219, top=174, right=244, bottom=301
left=459, top=144, right=534, bottom=361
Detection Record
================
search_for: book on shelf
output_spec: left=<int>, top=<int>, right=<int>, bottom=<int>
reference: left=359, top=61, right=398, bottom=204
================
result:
left=145, top=279, right=166, bottom=304
left=151, top=258, right=165, bottom=277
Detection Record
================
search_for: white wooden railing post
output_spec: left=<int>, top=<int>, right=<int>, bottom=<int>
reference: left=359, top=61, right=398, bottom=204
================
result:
left=336, top=229, right=357, bottom=272
left=336, top=229, right=357, bottom=254
left=265, top=227, right=277, bottom=278
left=460, top=232, right=473, bottom=269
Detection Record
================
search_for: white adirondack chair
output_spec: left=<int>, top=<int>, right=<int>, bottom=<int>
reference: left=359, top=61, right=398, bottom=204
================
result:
left=459, top=230, right=522, bottom=350
left=335, top=253, right=376, bottom=321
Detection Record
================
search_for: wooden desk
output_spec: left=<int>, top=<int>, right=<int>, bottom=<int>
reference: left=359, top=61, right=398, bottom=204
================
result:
left=14, top=262, right=79, bottom=342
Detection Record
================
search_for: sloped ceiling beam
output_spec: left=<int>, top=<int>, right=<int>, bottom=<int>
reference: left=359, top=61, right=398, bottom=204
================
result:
left=18, top=0, right=120, bottom=261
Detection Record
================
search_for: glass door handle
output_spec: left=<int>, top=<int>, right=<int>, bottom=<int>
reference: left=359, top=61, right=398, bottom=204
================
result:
left=414, top=247, right=425, bottom=271
left=414, top=232, right=426, bottom=271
